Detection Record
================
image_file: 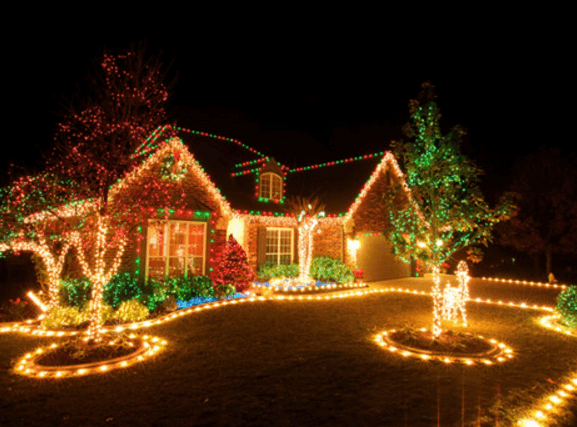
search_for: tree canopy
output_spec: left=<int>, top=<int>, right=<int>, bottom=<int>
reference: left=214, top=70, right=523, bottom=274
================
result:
left=498, top=146, right=577, bottom=277
left=386, top=82, right=513, bottom=269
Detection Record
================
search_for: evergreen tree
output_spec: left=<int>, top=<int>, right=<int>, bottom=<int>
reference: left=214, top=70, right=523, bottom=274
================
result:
left=386, top=82, right=513, bottom=269
left=215, top=235, right=255, bottom=293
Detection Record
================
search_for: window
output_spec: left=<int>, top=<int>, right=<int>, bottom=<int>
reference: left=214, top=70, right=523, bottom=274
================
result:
left=265, top=228, right=294, bottom=264
left=146, top=221, right=206, bottom=280
left=259, top=172, right=283, bottom=200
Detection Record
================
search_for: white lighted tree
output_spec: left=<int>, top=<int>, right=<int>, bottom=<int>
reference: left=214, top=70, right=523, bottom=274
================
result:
left=287, top=196, right=326, bottom=284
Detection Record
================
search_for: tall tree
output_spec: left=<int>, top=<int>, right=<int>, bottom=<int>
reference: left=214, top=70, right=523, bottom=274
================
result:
left=387, top=82, right=513, bottom=269
left=42, top=45, right=185, bottom=341
left=498, top=146, right=577, bottom=278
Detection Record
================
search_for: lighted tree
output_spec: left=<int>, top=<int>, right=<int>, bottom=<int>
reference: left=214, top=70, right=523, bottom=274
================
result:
left=497, top=146, right=577, bottom=279
left=387, top=82, right=513, bottom=270
left=42, top=45, right=186, bottom=341
left=0, top=173, right=75, bottom=308
left=286, top=196, right=326, bottom=284
left=214, top=235, right=255, bottom=293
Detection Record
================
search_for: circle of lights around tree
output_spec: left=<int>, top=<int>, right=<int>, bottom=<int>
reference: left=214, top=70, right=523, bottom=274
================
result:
left=375, top=328, right=514, bottom=366
left=14, top=334, right=167, bottom=378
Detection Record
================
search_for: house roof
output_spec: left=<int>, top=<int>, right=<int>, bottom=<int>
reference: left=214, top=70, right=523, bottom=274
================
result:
left=153, top=126, right=395, bottom=216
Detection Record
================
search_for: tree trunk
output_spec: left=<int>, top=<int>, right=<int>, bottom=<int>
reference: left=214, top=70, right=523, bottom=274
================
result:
left=533, top=253, right=540, bottom=280
left=545, top=246, right=552, bottom=278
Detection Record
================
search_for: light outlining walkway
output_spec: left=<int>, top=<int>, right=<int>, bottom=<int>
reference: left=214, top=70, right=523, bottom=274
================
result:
left=1, top=276, right=576, bottom=426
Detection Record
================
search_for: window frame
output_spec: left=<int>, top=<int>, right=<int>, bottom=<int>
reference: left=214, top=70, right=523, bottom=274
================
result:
left=265, top=227, right=294, bottom=265
left=259, top=172, right=283, bottom=200
left=145, top=220, right=207, bottom=281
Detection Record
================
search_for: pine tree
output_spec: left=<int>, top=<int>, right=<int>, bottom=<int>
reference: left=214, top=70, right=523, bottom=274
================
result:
left=215, top=235, right=255, bottom=293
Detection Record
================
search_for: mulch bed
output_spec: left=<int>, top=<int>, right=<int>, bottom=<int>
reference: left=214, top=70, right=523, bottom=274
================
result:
left=388, top=329, right=495, bottom=355
left=34, top=336, right=143, bottom=367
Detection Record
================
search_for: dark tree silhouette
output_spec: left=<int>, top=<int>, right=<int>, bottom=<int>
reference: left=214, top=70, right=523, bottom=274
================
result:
left=498, top=146, right=577, bottom=278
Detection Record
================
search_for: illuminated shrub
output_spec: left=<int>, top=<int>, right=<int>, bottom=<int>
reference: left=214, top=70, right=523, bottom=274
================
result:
left=310, top=257, right=354, bottom=283
left=114, top=300, right=149, bottom=322
left=59, top=278, right=92, bottom=309
left=105, top=273, right=145, bottom=309
left=257, top=263, right=299, bottom=281
left=214, top=284, right=236, bottom=299
left=60, top=274, right=217, bottom=313
left=41, top=306, right=88, bottom=329
left=556, top=286, right=577, bottom=329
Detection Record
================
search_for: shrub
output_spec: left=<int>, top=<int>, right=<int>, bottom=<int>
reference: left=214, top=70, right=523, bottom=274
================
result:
left=59, top=274, right=217, bottom=312
left=105, top=273, right=145, bottom=309
left=257, top=262, right=299, bottom=281
left=310, top=257, right=354, bottom=283
left=41, top=306, right=88, bottom=329
left=215, top=284, right=236, bottom=299
left=556, top=285, right=577, bottom=329
left=114, top=300, right=149, bottom=322
left=60, top=278, right=92, bottom=309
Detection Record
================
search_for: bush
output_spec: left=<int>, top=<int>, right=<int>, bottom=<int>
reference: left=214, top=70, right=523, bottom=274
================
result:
left=105, top=273, right=145, bottom=309
left=215, top=284, right=236, bottom=299
left=556, top=285, right=577, bottom=329
left=41, top=305, right=88, bottom=329
left=257, top=262, right=299, bottom=281
left=59, top=274, right=217, bottom=312
left=115, top=300, right=149, bottom=322
left=59, top=278, right=92, bottom=309
left=310, top=257, right=354, bottom=283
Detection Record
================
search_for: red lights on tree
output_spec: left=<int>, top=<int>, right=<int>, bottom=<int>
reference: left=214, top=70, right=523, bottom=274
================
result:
left=214, top=235, right=255, bottom=293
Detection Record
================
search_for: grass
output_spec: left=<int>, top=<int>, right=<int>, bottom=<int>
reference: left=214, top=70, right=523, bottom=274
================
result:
left=1, top=284, right=576, bottom=426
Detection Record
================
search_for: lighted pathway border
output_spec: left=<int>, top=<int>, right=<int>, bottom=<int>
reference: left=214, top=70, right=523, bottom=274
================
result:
left=1, top=279, right=576, bottom=426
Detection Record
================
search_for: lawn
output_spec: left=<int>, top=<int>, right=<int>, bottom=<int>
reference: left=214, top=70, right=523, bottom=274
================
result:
left=1, top=280, right=576, bottom=427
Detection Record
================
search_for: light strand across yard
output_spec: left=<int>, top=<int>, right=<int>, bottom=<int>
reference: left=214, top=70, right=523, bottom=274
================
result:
left=0, top=286, right=557, bottom=338
left=3, top=283, right=575, bottom=426
left=479, top=276, right=568, bottom=290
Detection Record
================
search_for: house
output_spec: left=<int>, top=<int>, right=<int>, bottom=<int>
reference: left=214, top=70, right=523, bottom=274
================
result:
left=113, top=125, right=413, bottom=284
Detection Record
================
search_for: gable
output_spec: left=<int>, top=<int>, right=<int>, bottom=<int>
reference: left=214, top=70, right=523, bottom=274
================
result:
left=344, top=152, right=422, bottom=233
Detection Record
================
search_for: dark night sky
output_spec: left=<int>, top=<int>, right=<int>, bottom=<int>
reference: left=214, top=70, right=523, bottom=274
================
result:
left=4, top=17, right=572, bottom=204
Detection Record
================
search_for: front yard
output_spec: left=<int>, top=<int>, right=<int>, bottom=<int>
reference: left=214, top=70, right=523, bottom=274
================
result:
left=1, top=279, right=576, bottom=426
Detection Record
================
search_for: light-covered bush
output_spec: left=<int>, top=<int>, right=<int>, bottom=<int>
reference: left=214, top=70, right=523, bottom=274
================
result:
left=310, top=256, right=354, bottom=283
left=257, top=263, right=299, bottom=281
left=556, top=286, right=577, bottom=329
left=114, top=300, right=149, bottom=322
left=41, top=306, right=88, bottom=329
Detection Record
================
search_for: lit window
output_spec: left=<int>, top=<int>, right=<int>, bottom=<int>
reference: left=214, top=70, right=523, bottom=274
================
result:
left=146, top=221, right=206, bottom=280
left=265, top=228, right=293, bottom=264
left=259, top=172, right=283, bottom=200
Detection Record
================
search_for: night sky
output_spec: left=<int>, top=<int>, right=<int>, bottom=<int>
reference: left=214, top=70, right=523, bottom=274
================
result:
left=4, top=20, right=572, bottom=205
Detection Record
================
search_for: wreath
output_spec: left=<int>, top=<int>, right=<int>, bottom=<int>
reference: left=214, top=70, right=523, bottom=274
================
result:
left=160, top=152, right=187, bottom=181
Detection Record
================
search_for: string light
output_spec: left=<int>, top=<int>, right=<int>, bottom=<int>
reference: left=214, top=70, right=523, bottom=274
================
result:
left=14, top=335, right=167, bottom=378
left=374, top=328, right=514, bottom=365
left=432, top=262, right=470, bottom=338
left=479, top=276, right=568, bottom=290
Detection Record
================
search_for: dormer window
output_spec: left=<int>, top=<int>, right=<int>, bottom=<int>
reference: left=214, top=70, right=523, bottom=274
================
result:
left=260, top=172, right=283, bottom=200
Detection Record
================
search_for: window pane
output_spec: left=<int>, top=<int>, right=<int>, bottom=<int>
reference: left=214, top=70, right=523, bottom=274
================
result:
left=148, top=221, right=206, bottom=279
left=148, top=224, right=165, bottom=257
left=272, top=175, right=282, bottom=199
